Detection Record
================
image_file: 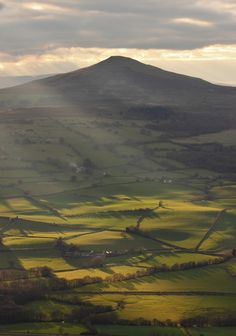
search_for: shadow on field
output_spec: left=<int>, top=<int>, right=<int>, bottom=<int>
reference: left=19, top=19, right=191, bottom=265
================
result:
left=66, top=209, right=161, bottom=219
left=149, top=228, right=192, bottom=242
left=0, top=216, right=67, bottom=237
left=94, top=262, right=230, bottom=292
left=0, top=243, right=24, bottom=270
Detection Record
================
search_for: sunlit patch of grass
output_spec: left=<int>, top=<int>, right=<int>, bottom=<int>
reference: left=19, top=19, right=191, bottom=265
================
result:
left=79, top=294, right=236, bottom=322
left=77, top=262, right=236, bottom=293
left=3, top=236, right=54, bottom=248
left=96, top=325, right=183, bottom=336
left=66, top=230, right=162, bottom=251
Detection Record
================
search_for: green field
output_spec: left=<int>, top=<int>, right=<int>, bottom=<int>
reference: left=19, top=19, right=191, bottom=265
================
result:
left=190, top=327, right=236, bottom=336
left=96, top=325, right=184, bottom=335
left=0, top=108, right=235, bottom=335
left=0, top=322, right=88, bottom=335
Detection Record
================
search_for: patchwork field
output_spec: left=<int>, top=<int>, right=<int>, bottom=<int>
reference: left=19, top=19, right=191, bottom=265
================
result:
left=0, top=108, right=235, bottom=335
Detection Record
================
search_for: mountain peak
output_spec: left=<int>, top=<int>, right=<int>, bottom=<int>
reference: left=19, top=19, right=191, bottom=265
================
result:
left=96, top=55, right=142, bottom=67
left=1, top=54, right=226, bottom=109
left=106, top=55, right=135, bottom=62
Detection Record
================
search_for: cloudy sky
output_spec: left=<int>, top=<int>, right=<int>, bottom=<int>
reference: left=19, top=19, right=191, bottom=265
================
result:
left=0, top=0, right=236, bottom=84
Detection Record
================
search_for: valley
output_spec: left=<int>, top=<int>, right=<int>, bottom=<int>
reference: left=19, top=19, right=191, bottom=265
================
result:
left=0, top=57, right=235, bottom=335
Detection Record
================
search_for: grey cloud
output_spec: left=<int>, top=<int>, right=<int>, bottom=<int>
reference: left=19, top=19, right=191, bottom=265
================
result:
left=0, top=0, right=236, bottom=56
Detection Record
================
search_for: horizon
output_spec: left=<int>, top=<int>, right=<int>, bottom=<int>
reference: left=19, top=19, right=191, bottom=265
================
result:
left=0, top=55, right=236, bottom=88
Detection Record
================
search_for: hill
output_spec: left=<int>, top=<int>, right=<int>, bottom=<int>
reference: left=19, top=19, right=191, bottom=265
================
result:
left=0, top=56, right=235, bottom=114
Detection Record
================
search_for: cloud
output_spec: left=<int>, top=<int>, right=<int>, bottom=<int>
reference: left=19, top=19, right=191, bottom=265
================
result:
left=1, top=45, right=236, bottom=77
left=173, top=18, right=214, bottom=27
left=0, top=0, right=236, bottom=82
left=0, top=0, right=236, bottom=53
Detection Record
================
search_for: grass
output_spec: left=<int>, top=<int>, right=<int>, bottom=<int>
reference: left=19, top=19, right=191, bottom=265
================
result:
left=56, top=265, right=145, bottom=280
left=176, top=129, right=236, bottom=146
left=0, top=111, right=235, bottom=332
left=0, top=322, right=88, bottom=334
left=125, top=251, right=218, bottom=268
left=78, top=294, right=236, bottom=322
left=3, top=236, right=54, bottom=248
left=189, top=327, right=236, bottom=336
left=24, top=300, right=73, bottom=317
left=78, top=261, right=236, bottom=293
left=0, top=249, right=76, bottom=271
left=66, top=230, right=162, bottom=251
left=96, top=325, right=184, bottom=335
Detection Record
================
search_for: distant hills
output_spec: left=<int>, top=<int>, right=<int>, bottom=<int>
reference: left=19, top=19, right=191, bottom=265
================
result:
left=0, top=74, right=51, bottom=89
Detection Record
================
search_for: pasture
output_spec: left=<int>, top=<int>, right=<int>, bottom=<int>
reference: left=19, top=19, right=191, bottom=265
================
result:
left=0, top=109, right=235, bottom=335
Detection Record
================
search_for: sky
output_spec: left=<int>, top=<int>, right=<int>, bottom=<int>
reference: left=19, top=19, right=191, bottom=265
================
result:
left=0, top=0, right=236, bottom=85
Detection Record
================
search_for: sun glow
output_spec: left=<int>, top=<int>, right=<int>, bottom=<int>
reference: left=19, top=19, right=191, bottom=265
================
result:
left=25, top=3, right=44, bottom=11
left=0, top=45, right=236, bottom=85
left=22, top=2, right=68, bottom=13
left=173, top=17, right=213, bottom=27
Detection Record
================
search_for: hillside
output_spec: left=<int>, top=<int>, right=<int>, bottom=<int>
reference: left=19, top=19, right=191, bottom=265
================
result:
left=0, top=56, right=236, bottom=114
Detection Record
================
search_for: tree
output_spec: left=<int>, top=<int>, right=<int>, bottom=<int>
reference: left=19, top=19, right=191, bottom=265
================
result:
left=117, top=300, right=125, bottom=310
left=55, top=237, right=65, bottom=250
left=40, top=266, right=54, bottom=278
